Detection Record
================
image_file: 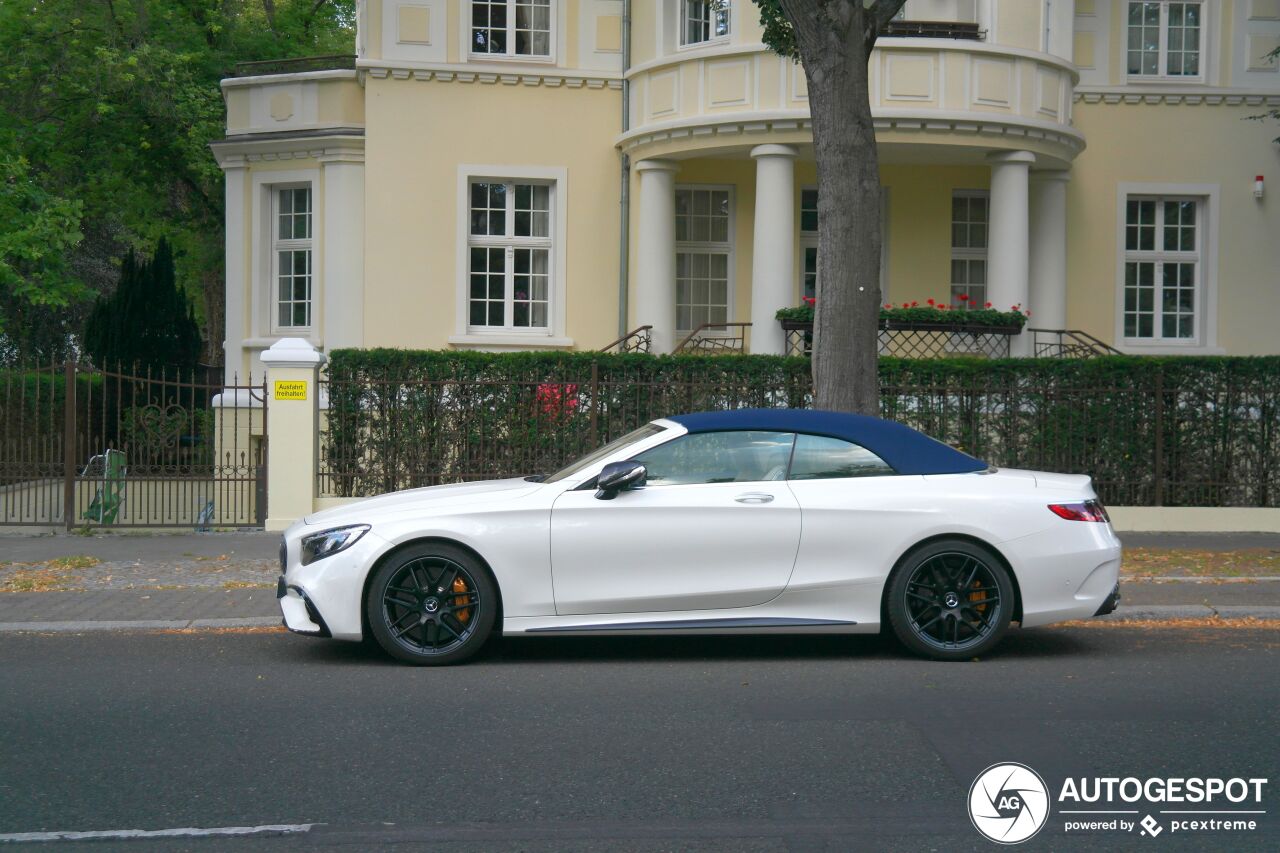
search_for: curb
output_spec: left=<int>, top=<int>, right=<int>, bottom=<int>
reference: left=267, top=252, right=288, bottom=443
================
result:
left=1099, top=605, right=1280, bottom=621
left=0, top=617, right=280, bottom=633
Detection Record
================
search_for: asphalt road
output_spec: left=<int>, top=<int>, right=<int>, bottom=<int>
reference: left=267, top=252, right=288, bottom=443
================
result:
left=1, top=627, right=1277, bottom=852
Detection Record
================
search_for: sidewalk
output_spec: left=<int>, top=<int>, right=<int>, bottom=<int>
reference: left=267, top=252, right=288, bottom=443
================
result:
left=1, top=531, right=1279, bottom=632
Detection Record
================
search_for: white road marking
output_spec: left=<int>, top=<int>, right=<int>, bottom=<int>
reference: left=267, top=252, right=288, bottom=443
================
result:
left=0, top=823, right=313, bottom=843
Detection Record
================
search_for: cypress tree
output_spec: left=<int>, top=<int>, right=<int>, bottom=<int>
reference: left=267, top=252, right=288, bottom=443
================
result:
left=83, top=239, right=202, bottom=374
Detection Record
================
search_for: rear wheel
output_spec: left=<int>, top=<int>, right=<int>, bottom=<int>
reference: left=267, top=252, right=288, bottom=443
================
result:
left=366, top=544, right=496, bottom=666
left=886, top=539, right=1014, bottom=661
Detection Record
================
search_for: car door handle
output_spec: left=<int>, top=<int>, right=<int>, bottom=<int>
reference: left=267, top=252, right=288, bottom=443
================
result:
left=734, top=492, right=775, bottom=504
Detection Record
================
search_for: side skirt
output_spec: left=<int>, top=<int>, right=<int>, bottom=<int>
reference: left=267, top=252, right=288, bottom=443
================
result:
left=522, top=616, right=857, bottom=636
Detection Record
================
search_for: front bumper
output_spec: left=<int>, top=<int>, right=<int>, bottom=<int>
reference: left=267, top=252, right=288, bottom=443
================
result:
left=278, top=526, right=389, bottom=641
left=277, top=575, right=332, bottom=637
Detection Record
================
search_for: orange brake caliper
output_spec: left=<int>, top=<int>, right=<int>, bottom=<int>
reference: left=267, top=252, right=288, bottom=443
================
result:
left=452, top=576, right=472, bottom=624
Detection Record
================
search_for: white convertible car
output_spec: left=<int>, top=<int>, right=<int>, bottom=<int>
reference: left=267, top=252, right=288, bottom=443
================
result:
left=278, top=409, right=1121, bottom=664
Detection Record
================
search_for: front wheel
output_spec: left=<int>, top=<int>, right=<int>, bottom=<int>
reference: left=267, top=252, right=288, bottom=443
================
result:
left=366, top=544, right=496, bottom=666
left=886, top=540, right=1014, bottom=661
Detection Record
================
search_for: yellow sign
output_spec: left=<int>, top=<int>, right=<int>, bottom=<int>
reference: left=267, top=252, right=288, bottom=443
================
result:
left=274, top=380, right=307, bottom=401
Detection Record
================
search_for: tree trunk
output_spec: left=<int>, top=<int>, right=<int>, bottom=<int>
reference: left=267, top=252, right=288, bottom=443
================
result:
left=778, top=0, right=895, bottom=416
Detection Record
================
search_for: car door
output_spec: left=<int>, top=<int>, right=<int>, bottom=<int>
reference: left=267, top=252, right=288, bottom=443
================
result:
left=783, top=433, right=932, bottom=606
left=549, top=430, right=802, bottom=615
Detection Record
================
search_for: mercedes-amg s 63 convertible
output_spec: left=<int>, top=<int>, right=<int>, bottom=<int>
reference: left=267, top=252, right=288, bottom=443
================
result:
left=278, top=409, right=1121, bottom=664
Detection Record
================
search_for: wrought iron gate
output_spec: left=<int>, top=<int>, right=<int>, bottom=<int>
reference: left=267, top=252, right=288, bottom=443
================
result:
left=0, top=361, right=267, bottom=529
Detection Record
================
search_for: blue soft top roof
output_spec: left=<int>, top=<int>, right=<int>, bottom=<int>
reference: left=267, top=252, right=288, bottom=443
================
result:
left=667, top=409, right=987, bottom=476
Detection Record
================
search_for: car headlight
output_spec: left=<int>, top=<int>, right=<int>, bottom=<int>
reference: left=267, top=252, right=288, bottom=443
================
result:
left=300, top=524, right=370, bottom=566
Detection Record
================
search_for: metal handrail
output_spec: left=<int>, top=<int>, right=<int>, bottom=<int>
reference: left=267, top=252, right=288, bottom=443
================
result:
left=673, top=322, right=751, bottom=354
left=233, top=55, right=357, bottom=77
left=599, top=325, right=652, bottom=353
left=1028, top=328, right=1123, bottom=358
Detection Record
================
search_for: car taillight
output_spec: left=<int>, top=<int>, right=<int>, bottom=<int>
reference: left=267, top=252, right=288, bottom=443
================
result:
left=1048, top=500, right=1110, bottom=522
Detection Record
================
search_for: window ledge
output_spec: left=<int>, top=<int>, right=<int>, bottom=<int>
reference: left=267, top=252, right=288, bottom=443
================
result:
left=1117, top=342, right=1224, bottom=355
left=449, top=334, right=575, bottom=349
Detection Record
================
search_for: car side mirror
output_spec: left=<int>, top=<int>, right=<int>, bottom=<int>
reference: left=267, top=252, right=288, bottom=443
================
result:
left=595, top=461, right=646, bottom=500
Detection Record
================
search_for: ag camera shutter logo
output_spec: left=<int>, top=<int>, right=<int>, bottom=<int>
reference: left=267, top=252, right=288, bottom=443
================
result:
left=969, top=762, right=1051, bottom=844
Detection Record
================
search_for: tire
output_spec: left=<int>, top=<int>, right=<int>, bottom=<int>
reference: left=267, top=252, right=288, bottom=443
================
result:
left=365, top=543, right=497, bottom=666
left=886, top=539, right=1014, bottom=661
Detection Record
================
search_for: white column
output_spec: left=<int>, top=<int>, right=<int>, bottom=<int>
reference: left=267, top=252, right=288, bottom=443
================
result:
left=634, top=159, right=679, bottom=353
left=321, top=159, right=366, bottom=351
left=749, top=144, right=798, bottom=355
left=222, top=165, right=248, bottom=386
left=986, top=150, right=1036, bottom=356
left=1029, top=170, right=1070, bottom=332
left=260, top=338, right=325, bottom=531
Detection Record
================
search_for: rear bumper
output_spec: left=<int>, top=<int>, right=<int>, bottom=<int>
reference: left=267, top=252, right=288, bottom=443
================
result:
left=1093, top=583, right=1122, bottom=617
left=1000, top=522, right=1123, bottom=627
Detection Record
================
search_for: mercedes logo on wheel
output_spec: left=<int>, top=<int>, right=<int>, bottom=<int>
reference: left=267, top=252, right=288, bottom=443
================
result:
left=424, top=598, right=439, bottom=613
left=968, top=762, right=1050, bottom=844
left=944, top=591, right=960, bottom=608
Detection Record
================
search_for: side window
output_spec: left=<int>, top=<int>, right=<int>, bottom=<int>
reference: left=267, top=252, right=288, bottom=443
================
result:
left=788, top=434, right=896, bottom=480
left=633, top=431, right=795, bottom=486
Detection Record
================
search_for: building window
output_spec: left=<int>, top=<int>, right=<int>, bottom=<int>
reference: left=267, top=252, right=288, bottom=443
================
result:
left=472, top=0, right=551, bottom=57
left=1127, top=1, right=1202, bottom=77
left=468, top=180, right=553, bottom=331
left=681, top=0, right=731, bottom=46
left=950, top=191, right=987, bottom=307
left=1123, top=196, right=1200, bottom=341
left=273, top=186, right=312, bottom=329
left=675, top=187, right=732, bottom=333
left=800, top=188, right=818, bottom=300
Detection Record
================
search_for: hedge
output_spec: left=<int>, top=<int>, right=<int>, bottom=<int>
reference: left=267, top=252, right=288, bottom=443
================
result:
left=322, top=349, right=1280, bottom=507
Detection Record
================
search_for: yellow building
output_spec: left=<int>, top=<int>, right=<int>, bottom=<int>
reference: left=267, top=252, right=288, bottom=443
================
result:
left=213, top=0, right=1280, bottom=377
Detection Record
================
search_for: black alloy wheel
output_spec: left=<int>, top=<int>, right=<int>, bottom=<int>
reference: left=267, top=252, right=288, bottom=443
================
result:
left=366, top=544, right=496, bottom=665
left=886, top=539, right=1014, bottom=661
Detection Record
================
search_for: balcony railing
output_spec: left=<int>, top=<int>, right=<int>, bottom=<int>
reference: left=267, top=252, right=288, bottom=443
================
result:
left=879, top=20, right=985, bottom=40
left=781, top=319, right=1016, bottom=359
left=233, top=54, right=357, bottom=77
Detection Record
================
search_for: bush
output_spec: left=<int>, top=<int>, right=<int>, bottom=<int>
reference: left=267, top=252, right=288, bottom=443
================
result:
left=322, top=349, right=1280, bottom=507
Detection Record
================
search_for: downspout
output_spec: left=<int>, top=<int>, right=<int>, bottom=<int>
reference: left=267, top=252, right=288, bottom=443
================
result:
left=617, top=0, right=632, bottom=337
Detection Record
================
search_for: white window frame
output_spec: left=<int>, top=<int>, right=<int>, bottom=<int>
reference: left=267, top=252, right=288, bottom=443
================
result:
left=271, top=184, right=315, bottom=333
left=468, top=0, right=556, bottom=61
left=453, top=165, right=570, bottom=348
left=799, top=187, right=819, bottom=301
left=1124, top=1, right=1205, bottom=81
left=675, top=184, right=735, bottom=336
left=678, top=0, right=732, bottom=49
left=1114, top=182, right=1219, bottom=353
left=950, top=189, right=988, bottom=308
left=795, top=186, right=890, bottom=304
left=247, top=168, right=321, bottom=346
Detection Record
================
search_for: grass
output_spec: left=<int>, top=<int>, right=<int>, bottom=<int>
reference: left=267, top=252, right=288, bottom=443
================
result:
left=1122, top=547, right=1280, bottom=578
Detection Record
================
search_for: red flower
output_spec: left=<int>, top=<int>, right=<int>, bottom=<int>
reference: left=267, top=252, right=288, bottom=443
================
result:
left=926, top=298, right=935, bottom=306
left=958, top=294, right=970, bottom=302
left=910, top=301, right=919, bottom=308
left=985, top=301, right=993, bottom=309
left=883, top=303, right=892, bottom=309
left=802, top=296, right=816, bottom=306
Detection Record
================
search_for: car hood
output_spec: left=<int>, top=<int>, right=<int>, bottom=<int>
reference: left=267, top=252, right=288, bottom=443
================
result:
left=303, top=478, right=542, bottom=527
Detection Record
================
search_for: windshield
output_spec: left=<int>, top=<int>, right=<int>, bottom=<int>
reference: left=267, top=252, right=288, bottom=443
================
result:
left=543, top=423, right=666, bottom=483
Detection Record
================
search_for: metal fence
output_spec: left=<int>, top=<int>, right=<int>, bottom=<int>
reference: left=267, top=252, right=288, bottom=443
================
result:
left=318, top=359, right=1279, bottom=508
left=0, top=362, right=267, bottom=528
